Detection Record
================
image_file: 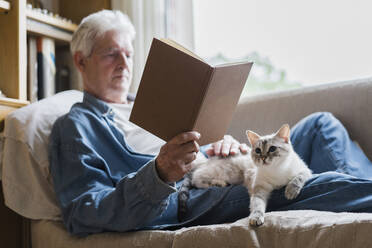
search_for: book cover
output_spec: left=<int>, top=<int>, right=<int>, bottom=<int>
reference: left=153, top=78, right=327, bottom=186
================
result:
left=37, top=37, right=56, bottom=99
left=27, top=37, right=38, bottom=103
left=130, top=38, right=253, bottom=145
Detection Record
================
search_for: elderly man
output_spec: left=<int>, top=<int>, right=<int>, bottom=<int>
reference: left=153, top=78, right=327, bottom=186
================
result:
left=49, top=10, right=372, bottom=236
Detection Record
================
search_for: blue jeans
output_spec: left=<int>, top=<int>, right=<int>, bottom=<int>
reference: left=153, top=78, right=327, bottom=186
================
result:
left=182, top=112, right=372, bottom=226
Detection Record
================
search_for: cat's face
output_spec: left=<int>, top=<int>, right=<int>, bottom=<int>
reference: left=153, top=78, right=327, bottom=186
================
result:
left=246, top=124, right=292, bottom=167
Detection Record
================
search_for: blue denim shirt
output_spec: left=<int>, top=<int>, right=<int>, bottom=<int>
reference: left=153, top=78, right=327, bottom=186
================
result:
left=49, top=92, right=231, bottom=236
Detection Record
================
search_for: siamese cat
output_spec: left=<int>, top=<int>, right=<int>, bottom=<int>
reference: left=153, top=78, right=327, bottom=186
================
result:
left=178, top=124, right=312, bottom=226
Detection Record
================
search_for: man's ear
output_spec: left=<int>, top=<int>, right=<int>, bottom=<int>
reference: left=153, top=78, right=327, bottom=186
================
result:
left=74, top=51, right=86, bottom=73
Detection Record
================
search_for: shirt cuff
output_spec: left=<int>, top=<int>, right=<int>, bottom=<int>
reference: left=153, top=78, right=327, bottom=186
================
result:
left=134, top=159, right=176, bottom=204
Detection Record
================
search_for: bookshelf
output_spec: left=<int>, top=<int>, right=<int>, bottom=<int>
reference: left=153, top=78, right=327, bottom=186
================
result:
left=0, top=0, right=110, bottom=125
left=26, top=8, right=77, bottom=42
left=26, top=8, right=77, bottom=32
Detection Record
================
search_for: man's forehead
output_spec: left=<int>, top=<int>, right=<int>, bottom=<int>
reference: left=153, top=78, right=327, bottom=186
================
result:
left=95, top=30, right=133, bottom=52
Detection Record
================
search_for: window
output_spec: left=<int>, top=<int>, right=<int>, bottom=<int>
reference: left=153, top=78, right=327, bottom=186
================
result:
left=192, top=0, right=372, bottom=97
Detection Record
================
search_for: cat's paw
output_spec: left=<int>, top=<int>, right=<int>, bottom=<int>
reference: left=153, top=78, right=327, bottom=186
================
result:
left=192, top=179, right=212, bottom=188
left=210, top=179, right=228, bottom=187
left=285, top=182, right=302, bottom=200
left=248, top=211, right=265, bottom=226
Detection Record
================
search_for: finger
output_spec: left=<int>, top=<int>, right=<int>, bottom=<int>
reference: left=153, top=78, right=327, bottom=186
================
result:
left=239, top=143, right=249, bottom=154
left=170, top=131, right=201, bottom=145
left=183, top=152, right=198, bottom=165
left=182, top=140, right=200, bottom=153
left=230, top=142, right=240, bottom=155
left=213, top=141, right=222, bottom=156
left=221, top=139, right=231, bottom=157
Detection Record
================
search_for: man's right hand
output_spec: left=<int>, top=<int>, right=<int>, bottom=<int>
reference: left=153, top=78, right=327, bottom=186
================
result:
left=155, top=131, right=201, bottom=183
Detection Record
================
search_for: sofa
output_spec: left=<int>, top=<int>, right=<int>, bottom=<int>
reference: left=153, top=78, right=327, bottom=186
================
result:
left=1, top=77, right=372, bottom=248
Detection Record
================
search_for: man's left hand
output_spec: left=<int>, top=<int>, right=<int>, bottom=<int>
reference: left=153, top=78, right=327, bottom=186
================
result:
left=205, top=135, right=249, bottom=157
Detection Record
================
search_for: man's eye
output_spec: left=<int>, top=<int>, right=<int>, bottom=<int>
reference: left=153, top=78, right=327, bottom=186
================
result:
left=255, top=148, right=261, bottom=154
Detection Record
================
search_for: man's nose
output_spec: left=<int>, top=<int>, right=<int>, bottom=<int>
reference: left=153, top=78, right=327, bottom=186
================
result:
left=117, top=53, right=129, bottom=69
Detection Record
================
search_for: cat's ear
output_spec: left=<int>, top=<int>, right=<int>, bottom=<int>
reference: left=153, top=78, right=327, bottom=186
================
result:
left=275, top=124, right=290, bottom=143
left=246, top=130, right=260, bottom=146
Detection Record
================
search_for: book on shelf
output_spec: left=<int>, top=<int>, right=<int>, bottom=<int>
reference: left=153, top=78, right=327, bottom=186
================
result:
left=36, top=36, right=56, bottom=99
left=130, top=38, right=253, bottom=146
left=27, top=36, right=38, bottom=103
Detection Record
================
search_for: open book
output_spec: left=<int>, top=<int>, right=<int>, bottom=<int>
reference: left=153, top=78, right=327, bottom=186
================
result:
left=130, top=38, right=253, bottom=146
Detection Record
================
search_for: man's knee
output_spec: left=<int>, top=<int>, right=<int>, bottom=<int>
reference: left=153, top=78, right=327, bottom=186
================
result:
left=306, top=171, right=353, bottom=186
left=306, top=112, right=335, bottom=125
left=292, top=112, right=335, bottom=136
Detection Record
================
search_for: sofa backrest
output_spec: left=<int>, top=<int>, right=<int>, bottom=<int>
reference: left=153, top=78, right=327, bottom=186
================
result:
left=228, top=77, right=372, bottom=161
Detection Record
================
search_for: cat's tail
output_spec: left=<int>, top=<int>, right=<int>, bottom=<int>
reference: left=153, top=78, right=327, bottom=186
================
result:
left=177, top=173, right=193, bottom=222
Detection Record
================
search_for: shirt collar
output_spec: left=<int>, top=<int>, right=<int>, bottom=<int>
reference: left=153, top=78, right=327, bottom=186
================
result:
left=82, top=91, right=135, bottom=118
left=83, top=91, right=113, bottom=118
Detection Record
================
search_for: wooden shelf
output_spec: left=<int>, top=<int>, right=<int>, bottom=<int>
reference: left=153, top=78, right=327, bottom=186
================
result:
left=0, top=97, right=29, bottom=108
left=27, top=18, right=73, bottom=42
left=0, top=97, right=29, bottom=125
left=26, top=9, right=77, bottom=32
left=25, top=9, right=77, bottom=42
left=0, top=0, right=10, bottom=12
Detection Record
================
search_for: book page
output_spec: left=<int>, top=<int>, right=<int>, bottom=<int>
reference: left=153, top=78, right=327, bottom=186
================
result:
left=215, top=60, right=253, bottom=67
left=160, top=38, right=205, bottom=62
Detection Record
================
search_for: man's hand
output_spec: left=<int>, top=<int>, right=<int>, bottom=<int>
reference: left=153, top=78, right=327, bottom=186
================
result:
left=205, top=135, right=249, bottom=157
left=155, top=131, right=200, bottom=183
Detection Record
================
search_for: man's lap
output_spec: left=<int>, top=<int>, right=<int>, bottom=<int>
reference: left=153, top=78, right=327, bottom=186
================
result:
left=190, top=171, right=372, bottom=226
left=188, top=111, right=372, bottom=224
left=152, top=112, right=372, bottom=228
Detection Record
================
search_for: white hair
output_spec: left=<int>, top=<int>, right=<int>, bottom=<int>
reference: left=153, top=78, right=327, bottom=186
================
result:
left=70, top=10, right=136, bottom=57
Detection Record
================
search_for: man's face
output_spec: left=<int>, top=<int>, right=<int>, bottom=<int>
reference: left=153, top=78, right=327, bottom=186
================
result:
left=80, top=29, right=134, bottom=103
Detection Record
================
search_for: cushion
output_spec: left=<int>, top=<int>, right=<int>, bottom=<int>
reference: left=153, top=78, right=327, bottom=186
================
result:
left=31, top=210, right=372, bottom=248
left=1, top=90, right=83, bottom=220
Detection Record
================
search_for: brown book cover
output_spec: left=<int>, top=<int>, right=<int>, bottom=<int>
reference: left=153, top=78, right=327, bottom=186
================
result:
left=130, top=38, right=253, bottom=145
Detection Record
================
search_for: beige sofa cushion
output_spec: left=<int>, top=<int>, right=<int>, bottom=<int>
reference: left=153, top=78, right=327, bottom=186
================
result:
left=32, top=210, right=372, bottom=248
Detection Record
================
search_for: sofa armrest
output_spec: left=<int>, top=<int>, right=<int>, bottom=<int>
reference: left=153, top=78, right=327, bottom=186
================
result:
left=227, top=77, right=372, bottom=161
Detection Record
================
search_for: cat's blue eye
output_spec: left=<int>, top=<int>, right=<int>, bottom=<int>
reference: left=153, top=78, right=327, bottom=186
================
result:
left=255, top=148, right=261, bottom=154
left=269, top=146, right=277, bottom=153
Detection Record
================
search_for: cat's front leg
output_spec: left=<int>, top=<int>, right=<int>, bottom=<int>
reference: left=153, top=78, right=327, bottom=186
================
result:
left=285, top=171, right=311, bottom=200
left=243, top=167, right=256, bottom=195
left=248, top=187, right=270, bottom=227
